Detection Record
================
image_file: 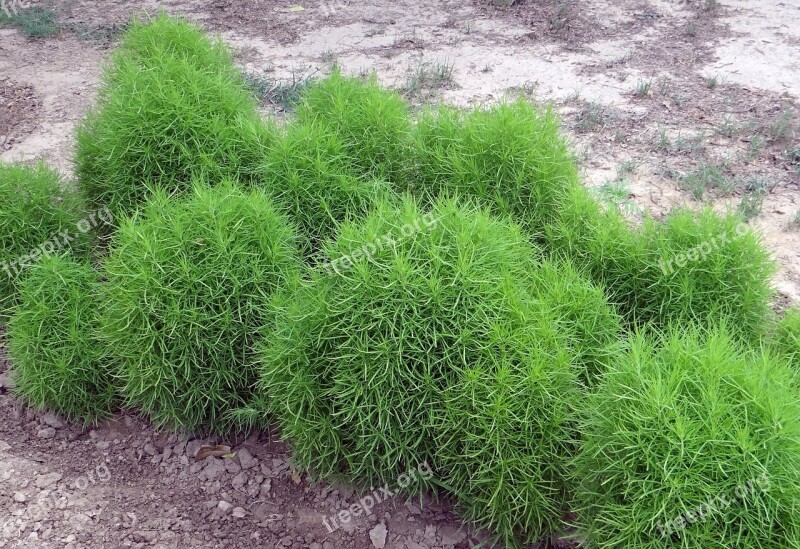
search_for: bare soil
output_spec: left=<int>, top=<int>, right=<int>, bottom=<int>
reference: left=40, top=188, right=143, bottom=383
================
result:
left=1, top=1, right=798, bottom=548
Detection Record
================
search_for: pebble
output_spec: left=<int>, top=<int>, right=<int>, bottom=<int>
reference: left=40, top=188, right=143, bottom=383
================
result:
left=41, top=412, right=64, bottom=429
left=232, top=507, right=246, bottom=518
left=13, top=492, right=26, bottom=502
left=369, top=523, right=388, bottom=548
left=231, top=471, right=248, bottom=491
left=237, top=448, right=258, bottom=470
left=217, top=500, right=232, bottom=513
left=37, top=427, right=56, bottom=439
left=35, top=472, right=62, bottom=489
left=259, top=479, right=272, bottom=498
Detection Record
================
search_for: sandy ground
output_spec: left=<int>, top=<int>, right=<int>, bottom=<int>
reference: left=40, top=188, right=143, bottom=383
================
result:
left=1, top=1, right=799, bottom=547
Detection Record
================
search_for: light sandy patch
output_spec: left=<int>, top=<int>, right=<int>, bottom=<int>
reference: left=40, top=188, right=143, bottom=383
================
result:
left=704, top=0, right=800, bottom=98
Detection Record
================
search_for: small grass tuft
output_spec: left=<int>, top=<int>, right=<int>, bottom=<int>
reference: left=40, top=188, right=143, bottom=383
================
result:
left=401, top=60, right=455, bottom=98
left=574, top=100, right=609, bottom=132
left=0, top=6, right=60, bottom=38
left=770, top=108, right=795, bottom=140
left=634, top=79, right=651, bottom=97
left=737, top=177, right=769, bottom=221
left=243, top=69, right=318, bottom=111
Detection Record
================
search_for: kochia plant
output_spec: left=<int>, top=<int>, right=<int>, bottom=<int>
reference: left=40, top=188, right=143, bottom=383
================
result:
left=573, top=326, right=800, bottom=548
left=296, top=70, right=412, bottom=183
left=257, top=196, right=615, bottom=546
left=8, top=254, right=115, bottom=425
left=102, top=182, right=299, bottom=433
left=0, top=161, right=88, bottom=315
left=75, top=15, right=275, bottom=222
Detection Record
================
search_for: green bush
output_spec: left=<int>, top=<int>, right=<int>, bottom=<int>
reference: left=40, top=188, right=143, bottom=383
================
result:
left=258, top=196, right=593, bottom=545
left=773, top=307, right=800, bottom=369
left=296, top=70, right=411, bottom=183
left=573, top=326, right=800, bottom=548
left=102, top=182, right=299, bottom=433
left=0, top=162, right=90, bottom=315
left=548, top=186, right=775, bottom=339
left=75, top=15, right=275, bottom=222
left=8, top=254, right=115, bottom=425
left=410, top=100, right=580, bottom=233
left=260, top=121, right=391, bottom=250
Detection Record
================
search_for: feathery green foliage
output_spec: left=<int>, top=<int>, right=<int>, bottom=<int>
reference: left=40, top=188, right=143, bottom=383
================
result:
left=573, top=326, right=800, bottom=548
left=8, top=255, right=115, bottom=425
left=0, top=162, right=89, bottom=315
left=410, top=100, right=580, bottom=233
left=258, top=196, right=602, bottom=545
left=75, top=15, right=275, bottom=222
left=433, top=338, right=577, bottom=548
left=531, top=257, right=623, bottom=383
left=102, top=183, right=299, bottom=433
left=773, top=307, right=800, bottom=369
left=548, top=186, right=775, bottom=338
left=259, top=121, right=391, bottom=250
left=296, top=70, right=411, bottom=183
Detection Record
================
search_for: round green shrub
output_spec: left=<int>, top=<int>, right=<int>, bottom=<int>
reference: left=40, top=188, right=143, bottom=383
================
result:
left=259, top=196, right=584, bottom=544
left=410, top=100, right=580, bottom=233
left=75, top=15, right=275, bottom=222
left=102, top=182, right=299, bottom=433
left=8, top=254, right=115, bottom=425
left=296, top=70, right=411, bottom=183
left=0, top=162, right=90, bottom=315
left=260, top=121, right=391, bottom=250
left=547, top=186, right=775, bottom=340
left=573, top=326, right=800, bottom=548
